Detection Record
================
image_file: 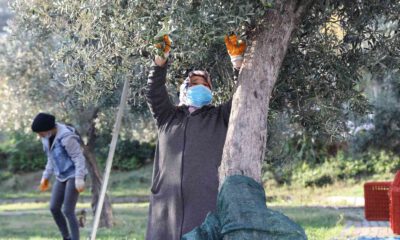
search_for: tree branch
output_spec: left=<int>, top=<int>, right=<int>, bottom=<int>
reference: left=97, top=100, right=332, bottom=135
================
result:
left=295, top=0, right=316, bottom=19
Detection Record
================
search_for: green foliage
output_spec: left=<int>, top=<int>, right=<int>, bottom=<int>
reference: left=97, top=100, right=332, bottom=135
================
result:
left=0, top=132, right=44, bottom=172
left=264, top=111, right=332, bottom=184
left=351, top=71, right=400, bottom=154
left=0, top=130, right=155, bottom=173
left=0, top=170, right=12, bottom=182
left=368, top=151, right=400, bottom=174
left=292, top=162, right=335, bottom=187
left=95, top=134, right=155, bottom=171
left=3, top=0, right=267, bottom=107
left=291, top=151, right=400, bottom=187
left=268, top=1, right=399, bottom=167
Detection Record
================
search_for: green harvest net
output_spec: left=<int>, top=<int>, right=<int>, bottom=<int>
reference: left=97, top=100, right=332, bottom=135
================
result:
left=182, top=175, right=307, bottom=240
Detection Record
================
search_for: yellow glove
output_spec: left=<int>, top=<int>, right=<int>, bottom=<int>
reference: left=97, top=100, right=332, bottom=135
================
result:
left=224, top=34, right=246, bottom=69
left=39, top=178, right=50, bottom=192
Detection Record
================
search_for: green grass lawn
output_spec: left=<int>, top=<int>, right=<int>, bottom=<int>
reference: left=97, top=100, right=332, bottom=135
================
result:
left=276, top=206, right=344, bottom=240
left=0, top=203, right=148, bottom=240
left=264, top=180, right=365, bottom=207
left=0, top=202, right=344, bottom=240
left=0, top=165, right=153, bottom=200
left=2, top=164, right=380, bottom=239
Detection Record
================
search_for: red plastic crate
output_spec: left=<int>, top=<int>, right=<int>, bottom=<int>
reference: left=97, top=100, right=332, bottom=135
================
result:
left=364, top=181, right=392, bottom=221
left=392, top=171, right=400, bottom=187
left=390, top=187, right=400, bottom=234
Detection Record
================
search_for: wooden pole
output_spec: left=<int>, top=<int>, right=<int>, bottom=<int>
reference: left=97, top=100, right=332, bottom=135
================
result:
left=90, top=77, right=130, bottom=240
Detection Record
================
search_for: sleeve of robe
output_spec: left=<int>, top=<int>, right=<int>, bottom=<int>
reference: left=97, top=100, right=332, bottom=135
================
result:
left=218, top=67, right=238, bottom=125
left=219, top=100, right=232, bottom=126
left=145, top=62, right=175, bottom=127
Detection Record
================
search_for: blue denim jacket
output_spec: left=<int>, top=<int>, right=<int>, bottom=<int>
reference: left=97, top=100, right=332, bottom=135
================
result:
left=47, top=137, right=76, bottom=181
left=42, top=123, right=88, bottom=182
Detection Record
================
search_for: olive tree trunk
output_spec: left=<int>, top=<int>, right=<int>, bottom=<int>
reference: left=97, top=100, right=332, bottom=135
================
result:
left=219, top=0, right=313, bottom=185
left=83, top=108, right=114, bottom=228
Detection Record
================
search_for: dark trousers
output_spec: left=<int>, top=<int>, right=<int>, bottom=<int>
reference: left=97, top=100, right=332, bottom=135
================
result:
left=50, top=178, right=80, bottom=240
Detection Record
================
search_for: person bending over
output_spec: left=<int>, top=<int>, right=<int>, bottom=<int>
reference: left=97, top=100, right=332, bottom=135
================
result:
left=32, top=113, right=88, bottom=240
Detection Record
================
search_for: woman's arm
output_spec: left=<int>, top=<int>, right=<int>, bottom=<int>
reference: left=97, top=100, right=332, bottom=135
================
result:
left=145, top=62, right=175, bottom=127
left=42, top=156, right=54, bottom=180
left=220, top=34, right=247, bottom=124
left=62, top=135, right=87, bottom=180
left=145, top=35, right=175, bottom=127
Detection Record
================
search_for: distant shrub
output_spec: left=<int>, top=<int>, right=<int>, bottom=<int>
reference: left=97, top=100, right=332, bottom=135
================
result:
left=0, top=170, right=12, bottom=182
left=0, top=131, right=155, bottom=173
left=0, top=131, right=44, bottom=172
left=291, top=162, right=335, bottom=187
left=290, top=151, right=400, bottom=187
left=96, top=135, right=155, bottom=171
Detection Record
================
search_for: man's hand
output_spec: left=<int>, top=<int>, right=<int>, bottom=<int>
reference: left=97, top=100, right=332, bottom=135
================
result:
left=224, top=34, right=246, bottom=69
left=75, top=178, right=85, bottom=193
left=39, top=178, right=50, bottom=192
left=154, top=34, right=171, bottom=66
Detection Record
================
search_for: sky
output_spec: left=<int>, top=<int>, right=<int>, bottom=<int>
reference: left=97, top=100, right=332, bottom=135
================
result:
left=0, top=0, right=12, bottom=38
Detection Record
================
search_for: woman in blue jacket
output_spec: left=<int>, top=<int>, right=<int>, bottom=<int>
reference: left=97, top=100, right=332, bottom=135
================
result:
left=31, top=113, right=88, bottom=240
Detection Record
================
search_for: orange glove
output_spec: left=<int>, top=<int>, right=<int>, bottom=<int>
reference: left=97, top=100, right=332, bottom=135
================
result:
left=39, top=178, right=50, bottom=192
left=224, top=34, right=246, bottom=69
left=154, top=34, right=171, bottom=58
left=154, top=34, right=171, bottom=66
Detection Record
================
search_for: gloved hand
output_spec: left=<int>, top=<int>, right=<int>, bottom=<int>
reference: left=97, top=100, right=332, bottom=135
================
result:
left=224, top=34, right=246, bottom=69
left=75, top=178, right=85, bottom=193
left=154, top=34, right=171, bottom=66
left=39, top=178, right=50, bottom=192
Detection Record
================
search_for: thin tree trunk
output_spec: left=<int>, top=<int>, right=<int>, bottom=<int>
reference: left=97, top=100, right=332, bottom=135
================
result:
left=219, top=0, right=313, bottom=185
left=83, top=108, right=114, bottom=228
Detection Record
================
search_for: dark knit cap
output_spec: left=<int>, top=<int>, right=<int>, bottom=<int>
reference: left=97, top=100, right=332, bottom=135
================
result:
left=31, top=113, right=56, bottom=132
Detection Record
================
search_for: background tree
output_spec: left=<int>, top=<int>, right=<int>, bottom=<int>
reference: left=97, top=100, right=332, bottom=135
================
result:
left=352, top=70, right=400, bottom=155
left=0, top=3, right=119, bottom=226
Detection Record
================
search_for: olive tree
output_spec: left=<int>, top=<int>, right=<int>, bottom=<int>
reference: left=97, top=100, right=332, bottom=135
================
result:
left=0, top=5, right=118, bottom=226
left=2, top=0, right=400, bottom=234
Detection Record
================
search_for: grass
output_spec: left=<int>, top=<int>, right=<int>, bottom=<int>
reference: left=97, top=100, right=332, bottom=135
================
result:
left=276, top=206, right=345, bottom=240
left=0, top=202, right=343, bottom=240
left=2, top=164, right=387, bottom=239
left=0, top=165, right=153, bottom=200
left=0, top=202, right=149, bottom=213
left=0, top=203, right=148, bottom=240
left=264, top=179, right=367, bottom=207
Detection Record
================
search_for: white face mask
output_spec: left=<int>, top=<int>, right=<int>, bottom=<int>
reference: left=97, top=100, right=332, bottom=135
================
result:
left=42, top=132, right=53, bottom=140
